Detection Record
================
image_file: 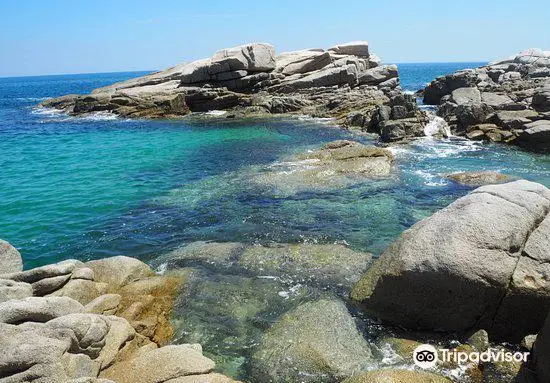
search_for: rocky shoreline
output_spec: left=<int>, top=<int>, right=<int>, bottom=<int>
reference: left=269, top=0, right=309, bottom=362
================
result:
left=40, top=41, right=429, bottom=143
left=422, top=49, right=550, bottom=151
left=3, top=178, right=550, bottom=383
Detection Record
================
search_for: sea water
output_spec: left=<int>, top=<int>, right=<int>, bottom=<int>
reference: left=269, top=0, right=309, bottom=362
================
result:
left=2, top=64, right=550, bottom=379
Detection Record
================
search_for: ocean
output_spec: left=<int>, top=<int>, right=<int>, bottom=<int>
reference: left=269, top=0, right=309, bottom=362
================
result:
left=3, top=62, right=550, bottom=379
left=1, top=63, right=550, bottom=269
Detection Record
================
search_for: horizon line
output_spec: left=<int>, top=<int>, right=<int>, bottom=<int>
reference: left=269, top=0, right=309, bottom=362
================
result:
left=0, top=61, right=489, bottom=80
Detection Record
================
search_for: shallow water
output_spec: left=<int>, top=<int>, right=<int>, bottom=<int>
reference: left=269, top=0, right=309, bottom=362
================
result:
left=2, top=65, right=550, bottom=380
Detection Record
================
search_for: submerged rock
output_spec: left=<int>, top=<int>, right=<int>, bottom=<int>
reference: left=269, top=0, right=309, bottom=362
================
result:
left=444, top=171, right=512, bottom=186
left=423, top=48, right=550, bottom=151
left=40, top=41, right=426, bottom=141
left=351, top=180, right=550, bottom=342
left=253, top=140, right=396, bottom=193
left=162, top=240, right=372, bottom=288
left=249, top=298, right=374, bottom=383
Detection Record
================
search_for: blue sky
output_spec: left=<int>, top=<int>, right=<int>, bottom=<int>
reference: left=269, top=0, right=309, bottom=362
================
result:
left=1, top=0, right=549, bottom=77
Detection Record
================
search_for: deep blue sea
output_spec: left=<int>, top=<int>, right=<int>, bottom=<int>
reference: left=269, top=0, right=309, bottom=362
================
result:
left=1, top=63, right=550, bottom=270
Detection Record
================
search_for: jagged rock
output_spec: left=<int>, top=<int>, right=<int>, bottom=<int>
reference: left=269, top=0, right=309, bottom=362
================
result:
left=0, top=239, right=22, bottom=274
left=249, top=298, right=374, bottom=383
left=40, top=41, right=425, bottom=142
left=423, top=49, right=550, bottom=151
left=275, top=50, right=332, bottom=75
left=0, top=296, right=84, bottom=324
left=351, top=180, right=550, bottom=342
left=342, top=370, right=452, bottom=383
left=358, top=64, right=398, bottom=85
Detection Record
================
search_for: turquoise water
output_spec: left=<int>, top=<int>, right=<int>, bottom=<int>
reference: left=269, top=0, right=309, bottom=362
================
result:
left=1, top=64, right=550, bottom=270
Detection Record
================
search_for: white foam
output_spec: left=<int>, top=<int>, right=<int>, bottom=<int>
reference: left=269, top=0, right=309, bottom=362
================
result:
left=414, top=169, right=448, bottom=187
left=424, top=115, right=451, bottom=137
left=205, top=110, right=227, bottom=116
left=80, top=111, right=118, bottom=121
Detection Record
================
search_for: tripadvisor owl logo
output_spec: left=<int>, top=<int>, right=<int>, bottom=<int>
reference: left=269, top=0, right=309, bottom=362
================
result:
left=413, top=344, right=438, bottom=368
left=412, top=344, right=530, bottom=369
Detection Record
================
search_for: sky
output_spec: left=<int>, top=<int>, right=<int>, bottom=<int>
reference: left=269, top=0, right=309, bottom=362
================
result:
left=1, top=0, right=549, bottom=77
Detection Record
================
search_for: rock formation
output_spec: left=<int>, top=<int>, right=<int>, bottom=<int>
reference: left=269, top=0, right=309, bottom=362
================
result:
left=160, top=240, right=372, bottom=289
left=248, top=298, right=374, bottom=383
left=351, top=180, right=550, bottom=342
left=0, top=244, right=239, bottom=383
left=40, top=42, right=427, bottom=142
left=422, top=48, right=550, bottom=151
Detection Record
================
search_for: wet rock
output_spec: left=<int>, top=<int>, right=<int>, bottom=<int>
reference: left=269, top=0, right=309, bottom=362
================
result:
left=342, top=370, right=452, bottom=383
left=249, top=298, right=374, bottom=383
left=0, top=239, right=22, bottom=274
left=467, top=329, right=490, bottom=352
left=296, top=140, right=395, bottom=176
left=351, top=180, right=550, bottom=342
left=164, top=241, right=372, bottom=288
left=445, top=171, right=512, bottom=186
left=521, top=334, right=537, bottom=351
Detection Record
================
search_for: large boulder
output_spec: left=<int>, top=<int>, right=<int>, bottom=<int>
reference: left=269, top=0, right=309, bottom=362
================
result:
left=249, top=298, right=374, bottom=383
left=86, top=256, right=154, bottom=290
left=351, top=180, right=550, bottom=342
left=0, top=239, right=22, bottom=274
left=102, top=344, right=215, bottom=383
